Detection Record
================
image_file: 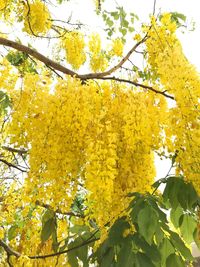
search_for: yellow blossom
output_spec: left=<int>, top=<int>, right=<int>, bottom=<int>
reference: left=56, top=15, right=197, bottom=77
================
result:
left=23, top=1, right=52, bottom=35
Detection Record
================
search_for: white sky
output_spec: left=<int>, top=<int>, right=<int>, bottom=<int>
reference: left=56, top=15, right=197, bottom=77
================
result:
left=65, top=0, right=200, bottom=70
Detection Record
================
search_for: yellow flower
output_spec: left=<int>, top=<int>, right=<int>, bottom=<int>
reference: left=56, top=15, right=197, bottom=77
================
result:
left=110, top=38, right=124, bottom=57
left=0, top=227, right=4, bottom=239
left=62, top=31, right=86, bottom=69
left=23, top=1, right=52, bottom=35
left=133, top=33, right=141, bottom=41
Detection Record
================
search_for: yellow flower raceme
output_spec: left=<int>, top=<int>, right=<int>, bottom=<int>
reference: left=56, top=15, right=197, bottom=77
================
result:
left=23, top=0, right=52, bottom=35
left=62, top=31, right=86, bottom=69
left=110, top=38, right=124, bottom=57
left=146, top=13, right=200, bottom=193
left=4, top=74, right=166, bottom=229
left=89, top=33, right=108, bottom=71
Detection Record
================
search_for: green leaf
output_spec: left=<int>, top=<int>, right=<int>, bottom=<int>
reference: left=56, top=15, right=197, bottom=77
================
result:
left=159, top=238, right=174, bottom=266
left=8, top=225, right=18, bottom=241
left=135, top=252, right=155, bottom=267
left=170, top=12, right=187, bottom=28
left=137, top=205, right=158, bottom=244
left=194, top=228, right=200, bottom=250
left=147, top=195, right=167, bottom=223
left=70, top=224, right=90, bottom=235
left=170, top=205, right=183, bottom=228
left=121, top=19, right=128, bottom=28
left=52, top=229, right=58, bottom=252
left=120, top=28, right=127, bottom=36
left=169, top=231, right=193, bottom=260
left=59, top=238, right=69, bottom=252
left=181, top=182, right=198, bottom=209
left=152, top=178, right=167, bottom=189
left=110, top=12, right=119, bottom=20
left=67, top=237, right=89, bottom=267
left=107, top=19, right=114, bottom=27
left=177, top=182, right=189, bottom=210
left=129, top=196, right=145, bottom=223
left=6, top=52, right=27, bottom=66
left=116, top=238, right=134, bottom=267
left=78, top=247, right=89, bottom=267
left=42, top=209, right=54, bottom=224
left=0, top=91, right=5, bottom=99
left=68, top=250, right=79, bottom=267
left=99, top=247, right=114, bottom=267
left=108, top=217, right=130, bottom=245
left=41, top=218, right=56, bottom=242
left=163, top=177, right=183, bottom=209
left=128, top=27, right=134, bottom=32
left=93, top=239, right=110, bottom=263
left=179, top=214, right=196, bottom=244
left=166, top=253, right=185, bottom=267
left=133, top=234, right=161, bottom=264
left=155, top=228, right=164, bottom=245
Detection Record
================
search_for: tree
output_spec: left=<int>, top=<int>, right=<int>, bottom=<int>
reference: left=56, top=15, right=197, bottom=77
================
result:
left=0, top=0, right=199, bottom=266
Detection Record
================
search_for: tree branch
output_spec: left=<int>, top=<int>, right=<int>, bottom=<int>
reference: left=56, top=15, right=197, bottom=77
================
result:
left=0, top=237, right=98, bottom=260
left=79, top=35, right=148, bottom=79
left=2, top=146, right=28, bottom=155
left=0, top=158, right=28, bottom=172
left=0, top=240, right=20, bottom=257
left=92, top=76, right=175, bottom=100
left=0, top=36, right=147, bottom=80
left=35, top=200, right=84, bottom=218
left=0, top=37, right=77, bottom=77
left=0, top=36, right=173, bottom=100
left=29, top=237, right=98, bottom=259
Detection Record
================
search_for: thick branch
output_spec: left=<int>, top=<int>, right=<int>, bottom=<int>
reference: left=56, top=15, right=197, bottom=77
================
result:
left=92, top=76, right=175, bottom=100
left=0, top=36, right=173, bottom=100
left=0, top=36, right=146, bottom=80
left=0, top=237, right=98, bottom=260
left=0, top=37, right=77, bottom=77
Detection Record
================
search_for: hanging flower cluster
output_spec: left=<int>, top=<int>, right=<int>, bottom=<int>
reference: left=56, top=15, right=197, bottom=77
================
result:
left=23, top=1, right=52, bottom=35
left=4, top=73, right=167, bottom=228
left=146, top=13, right=200, bottom=193
left=62, top=31, right=86, bottom=70
left=88, top=33, right=108, bottom=72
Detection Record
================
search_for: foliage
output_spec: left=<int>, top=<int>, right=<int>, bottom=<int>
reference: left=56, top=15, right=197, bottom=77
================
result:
left=91, top=176, right=198, bottom=267
left=0, top=0, right=199, bottom=266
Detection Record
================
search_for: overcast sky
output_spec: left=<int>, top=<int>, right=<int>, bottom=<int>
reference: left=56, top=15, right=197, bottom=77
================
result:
left=67, top=0, right=200, bottom=70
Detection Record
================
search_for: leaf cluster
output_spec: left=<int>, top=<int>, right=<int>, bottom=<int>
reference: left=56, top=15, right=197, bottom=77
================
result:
left=89, top=176, right=199, bottom=267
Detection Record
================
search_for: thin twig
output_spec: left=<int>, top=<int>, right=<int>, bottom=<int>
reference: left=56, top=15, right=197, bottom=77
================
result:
left=29, top=238, right=98, bottom=259
left=0, top=240, right=21, bottom=257
left=0, top=158, right=28, bottom=172
left=0, top=237, right=98, bottom=259
left=35, top=201, right=84, bottom=218
left=153, top=0, right=157, bottom=15
left=91, top=76, right=175, bottom=100
left=2, top=146, right=28, bottom=154
left=45, top=64, right=63, bottom=79
left=79, top=35, right=148, bottom=79
left=24, top=0, right=68, bottom=39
